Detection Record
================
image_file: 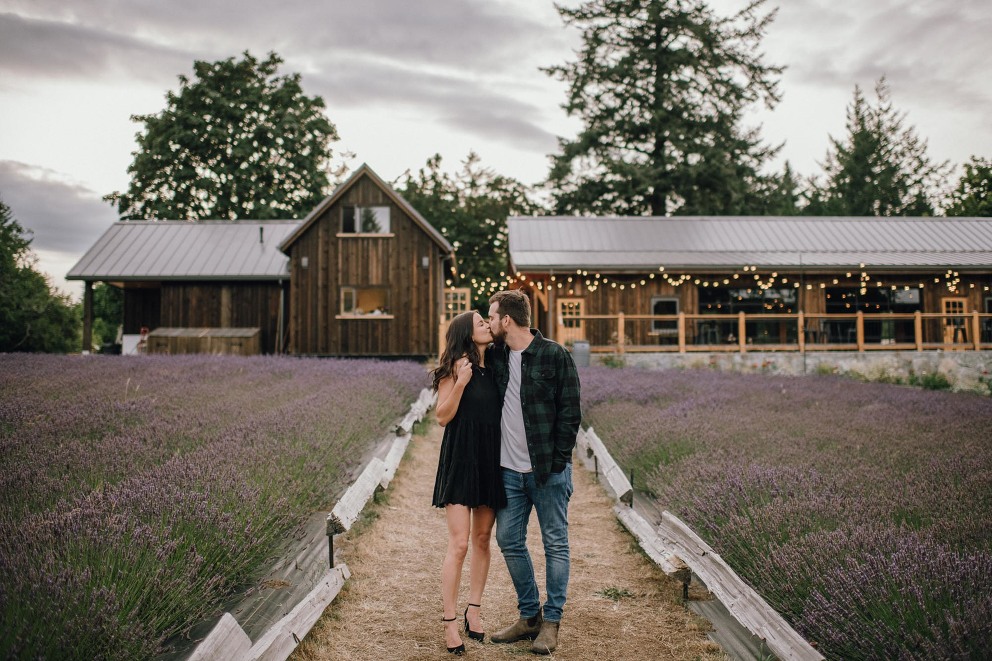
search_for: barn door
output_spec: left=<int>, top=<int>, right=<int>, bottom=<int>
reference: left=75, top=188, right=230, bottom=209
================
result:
left=941, top=297, right=968, bottom=344
left=557, top=298, right=585, bottom=345
left=439, top=288, right=471, bottom=356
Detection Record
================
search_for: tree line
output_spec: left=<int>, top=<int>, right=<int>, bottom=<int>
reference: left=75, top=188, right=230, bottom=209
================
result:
left=2, top=0, right=989, bottom=351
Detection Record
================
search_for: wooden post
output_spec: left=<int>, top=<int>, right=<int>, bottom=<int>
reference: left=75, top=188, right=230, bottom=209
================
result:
left=914, top=311, right=923, bottom=351
left=617, top=312, right=625, bottom=355
left=797, top=312, right=805, bottom=353
left=677, top=312, right=686, bottom=354
left=973, top=311, right=981, bottom=351
left=738, top=312, right=746, bottom=354
left=856, top=311, right=865, bottom=352
left=82, top=281, right=93, bottom=354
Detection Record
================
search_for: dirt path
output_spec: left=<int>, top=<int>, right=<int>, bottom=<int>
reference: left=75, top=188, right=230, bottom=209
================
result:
left=292, top=418, right=724, bottom=661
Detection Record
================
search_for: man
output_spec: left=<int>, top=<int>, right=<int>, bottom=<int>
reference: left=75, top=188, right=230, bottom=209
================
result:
left=487, top=289, right=581, bottom=655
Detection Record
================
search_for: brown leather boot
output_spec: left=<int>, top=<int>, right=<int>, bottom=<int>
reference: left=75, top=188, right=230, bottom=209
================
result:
left=490, top=610, right=543, bottom=643
left=531, top=620, right=559, bottom=655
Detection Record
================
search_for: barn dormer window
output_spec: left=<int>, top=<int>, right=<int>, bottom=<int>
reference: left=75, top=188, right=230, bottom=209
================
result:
left=341, top=205, right=391, bottom=235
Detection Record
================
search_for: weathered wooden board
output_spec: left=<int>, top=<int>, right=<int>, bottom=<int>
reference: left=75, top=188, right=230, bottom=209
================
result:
left=577, top=427, right=633, bottom=505
left=327, top=457, right=386, bottom=535
left=614, top=505, right=691, bottom=584
left=245, top=564, right=351, bottom=661
left=380, top=432, right=411, bottom=489
left=185, top=613, right=252, bottom=661
left=658, top=511, right=824, bottom=661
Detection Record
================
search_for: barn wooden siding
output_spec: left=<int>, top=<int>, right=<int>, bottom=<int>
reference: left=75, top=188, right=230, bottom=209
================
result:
left=124, top=282, right=285, bottom=354
left=288, top=174, right=443, bottom=356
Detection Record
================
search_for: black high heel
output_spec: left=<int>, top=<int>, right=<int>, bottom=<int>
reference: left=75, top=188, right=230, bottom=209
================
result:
left=464, top=603, right=485, bottom=642
left=442, top=616, right=465, bottom=655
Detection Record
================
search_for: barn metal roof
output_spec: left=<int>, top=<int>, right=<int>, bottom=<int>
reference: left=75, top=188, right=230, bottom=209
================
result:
left=508, top=216, right=992, bottom=272
left=67, top=220, right=299, bottom=281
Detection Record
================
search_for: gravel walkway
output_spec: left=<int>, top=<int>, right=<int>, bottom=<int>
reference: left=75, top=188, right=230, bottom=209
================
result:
left=292, top=417, right=725, bottom=660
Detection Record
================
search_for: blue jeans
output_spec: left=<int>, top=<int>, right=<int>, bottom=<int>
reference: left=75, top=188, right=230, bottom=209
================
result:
left=495, top=464, right=573, bottom=623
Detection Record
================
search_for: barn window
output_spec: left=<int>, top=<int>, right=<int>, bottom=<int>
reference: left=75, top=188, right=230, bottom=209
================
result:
left=341, top=205, right=391, bottom=234
left=338, top=286, right=392, bottom=318
left=650, top=297, right=679, bottom=334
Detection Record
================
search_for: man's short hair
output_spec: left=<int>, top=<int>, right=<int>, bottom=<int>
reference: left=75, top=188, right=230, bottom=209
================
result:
left=490, top=289, right=531, bottom=328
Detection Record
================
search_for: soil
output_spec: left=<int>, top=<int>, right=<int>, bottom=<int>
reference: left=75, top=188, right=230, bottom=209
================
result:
left=291, top=417, right=725, bottom=661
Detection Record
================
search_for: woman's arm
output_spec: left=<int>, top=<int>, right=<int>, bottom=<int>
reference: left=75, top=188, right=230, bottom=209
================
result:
left=435, top=358, right=472, bottom=426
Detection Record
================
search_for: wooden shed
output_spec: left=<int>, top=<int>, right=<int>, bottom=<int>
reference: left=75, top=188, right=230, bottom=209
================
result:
left=68, top=220, right=297, bottom=355
left=279, top=164, right=456, bottom=357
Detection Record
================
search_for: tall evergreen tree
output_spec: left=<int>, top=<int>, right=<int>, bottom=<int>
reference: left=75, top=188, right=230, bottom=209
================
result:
left=545, top=0, right=782, bottom=216
left=399, top=153, right=541, bottom=306
left=805, top=79, right=948, bottom=216
left=106, top=51, right=339, bottom=220
left=944, top=156, right=992, bottom=216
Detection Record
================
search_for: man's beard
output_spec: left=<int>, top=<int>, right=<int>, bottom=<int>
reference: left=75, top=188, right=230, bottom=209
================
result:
left=490, top=324, right=506, bottom=342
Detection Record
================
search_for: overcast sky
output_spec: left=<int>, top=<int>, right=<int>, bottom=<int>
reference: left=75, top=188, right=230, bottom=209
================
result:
left=1, top=0, right=989, bottom=300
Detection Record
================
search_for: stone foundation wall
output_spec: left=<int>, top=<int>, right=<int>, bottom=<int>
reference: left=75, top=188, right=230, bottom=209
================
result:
left=597, top=351, right=992, bottom=395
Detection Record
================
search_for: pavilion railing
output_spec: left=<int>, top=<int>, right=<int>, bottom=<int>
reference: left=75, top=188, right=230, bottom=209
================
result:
left=557, top=311, right=992, bottom=354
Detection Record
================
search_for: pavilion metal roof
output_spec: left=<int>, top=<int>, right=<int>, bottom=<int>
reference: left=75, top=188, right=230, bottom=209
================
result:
left=67, top=219, right=299, bottom=281
left=507, top=216, right=992, bottom=272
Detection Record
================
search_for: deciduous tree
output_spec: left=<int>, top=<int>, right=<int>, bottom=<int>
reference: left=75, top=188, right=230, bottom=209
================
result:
left=399, top=153, right=541, bottom=305
left=106, top=51, right=339, bottom=220
left=0, top=197, right=79, bottom=352
left=545, top=0, right=782, bottom=216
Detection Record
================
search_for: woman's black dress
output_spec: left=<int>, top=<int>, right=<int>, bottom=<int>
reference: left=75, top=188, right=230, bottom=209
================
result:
left=432, top=365, right=506, bottom=509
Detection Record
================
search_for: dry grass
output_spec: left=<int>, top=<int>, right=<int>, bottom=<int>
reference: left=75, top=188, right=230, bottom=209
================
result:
left=292, top=418, right=725, bottom=661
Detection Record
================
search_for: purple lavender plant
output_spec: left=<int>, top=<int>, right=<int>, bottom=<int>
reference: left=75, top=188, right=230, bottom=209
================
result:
left=0, top=354, right=426, bottom=659
left=580, top=366, right=992, bottom=659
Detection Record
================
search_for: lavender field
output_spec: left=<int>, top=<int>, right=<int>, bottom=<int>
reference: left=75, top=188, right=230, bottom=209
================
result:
left=0, top=354, right=426, bottom=660
left=581, top=366, right=992, bottom=660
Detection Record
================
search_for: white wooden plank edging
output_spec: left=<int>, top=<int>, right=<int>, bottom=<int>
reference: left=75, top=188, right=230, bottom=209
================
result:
left=185, top=613, right=252, bottom=661
left=613, top=505, right=691, bottom=584
left=398, top=388, right=435, bottom=433
left=327, top=457, right=386, bottom=534
left=578, top=426, right=633, bottom=505
left=245, top=564, right=351, bottom=661
left=379, top=432, right=411, bottom=489
left=658, top=511, right=825, bottom=661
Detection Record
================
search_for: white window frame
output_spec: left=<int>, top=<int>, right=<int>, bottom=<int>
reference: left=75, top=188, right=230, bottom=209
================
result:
left=340, top=205, right=392, bottom=235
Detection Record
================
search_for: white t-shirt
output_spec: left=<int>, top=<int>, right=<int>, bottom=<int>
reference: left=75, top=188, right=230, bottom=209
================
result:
left=500, top=349, right=532, bottom=472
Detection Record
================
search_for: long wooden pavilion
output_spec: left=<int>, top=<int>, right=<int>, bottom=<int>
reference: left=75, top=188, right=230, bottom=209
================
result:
left=504, top=216, right=992, bottom=353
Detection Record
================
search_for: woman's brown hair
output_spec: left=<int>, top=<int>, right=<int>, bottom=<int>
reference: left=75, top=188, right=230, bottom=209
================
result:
left=430, top=311, right=482, bottom=392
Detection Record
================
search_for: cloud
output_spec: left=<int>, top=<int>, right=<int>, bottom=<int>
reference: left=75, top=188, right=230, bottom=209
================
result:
left=1, top=1, right=561, bottom=79
left=0, top=12, right=194, bottom=83
left=0, top=161, right=117, bottom=255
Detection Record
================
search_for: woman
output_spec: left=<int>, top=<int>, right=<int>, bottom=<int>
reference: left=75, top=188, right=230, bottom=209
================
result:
left=432, top=311, right=506, bottom=655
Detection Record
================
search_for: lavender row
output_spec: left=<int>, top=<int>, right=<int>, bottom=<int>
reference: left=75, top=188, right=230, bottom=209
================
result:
left=580, top=366, right=992, bottom=659
left=0, top=354, right=427, bottom=660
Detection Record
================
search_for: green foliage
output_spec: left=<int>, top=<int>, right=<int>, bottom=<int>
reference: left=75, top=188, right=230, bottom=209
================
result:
left=92, top=283, right=124, bottom=347
left=601, top=354, right=626, bottom=369
left=596, top=586, right=633, bottom=601
left=398, top=152, right=541, bottom=307
left=907, top=370, right=952, bottom=391
left=106, top=51, right=339, bottom=220
left=945, top=156, right=992, bottom=216
left=545, top=0, right=782, bottom=216
left=0, top=197, right=80, bottom=353
left=805, top=79, right=948, bottom=216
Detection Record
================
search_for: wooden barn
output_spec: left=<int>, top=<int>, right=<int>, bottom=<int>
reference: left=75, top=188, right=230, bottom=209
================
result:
left=506, top=216, right=992, bottom=353
left=68, top=164, right=456, bottom=358
left=278, top=164, right=455, bottom=356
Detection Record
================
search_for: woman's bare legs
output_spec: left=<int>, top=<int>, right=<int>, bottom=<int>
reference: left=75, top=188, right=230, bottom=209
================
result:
left=442, top=505, right=471, bottom=649
left=466, top=505, right=496, bottom=633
